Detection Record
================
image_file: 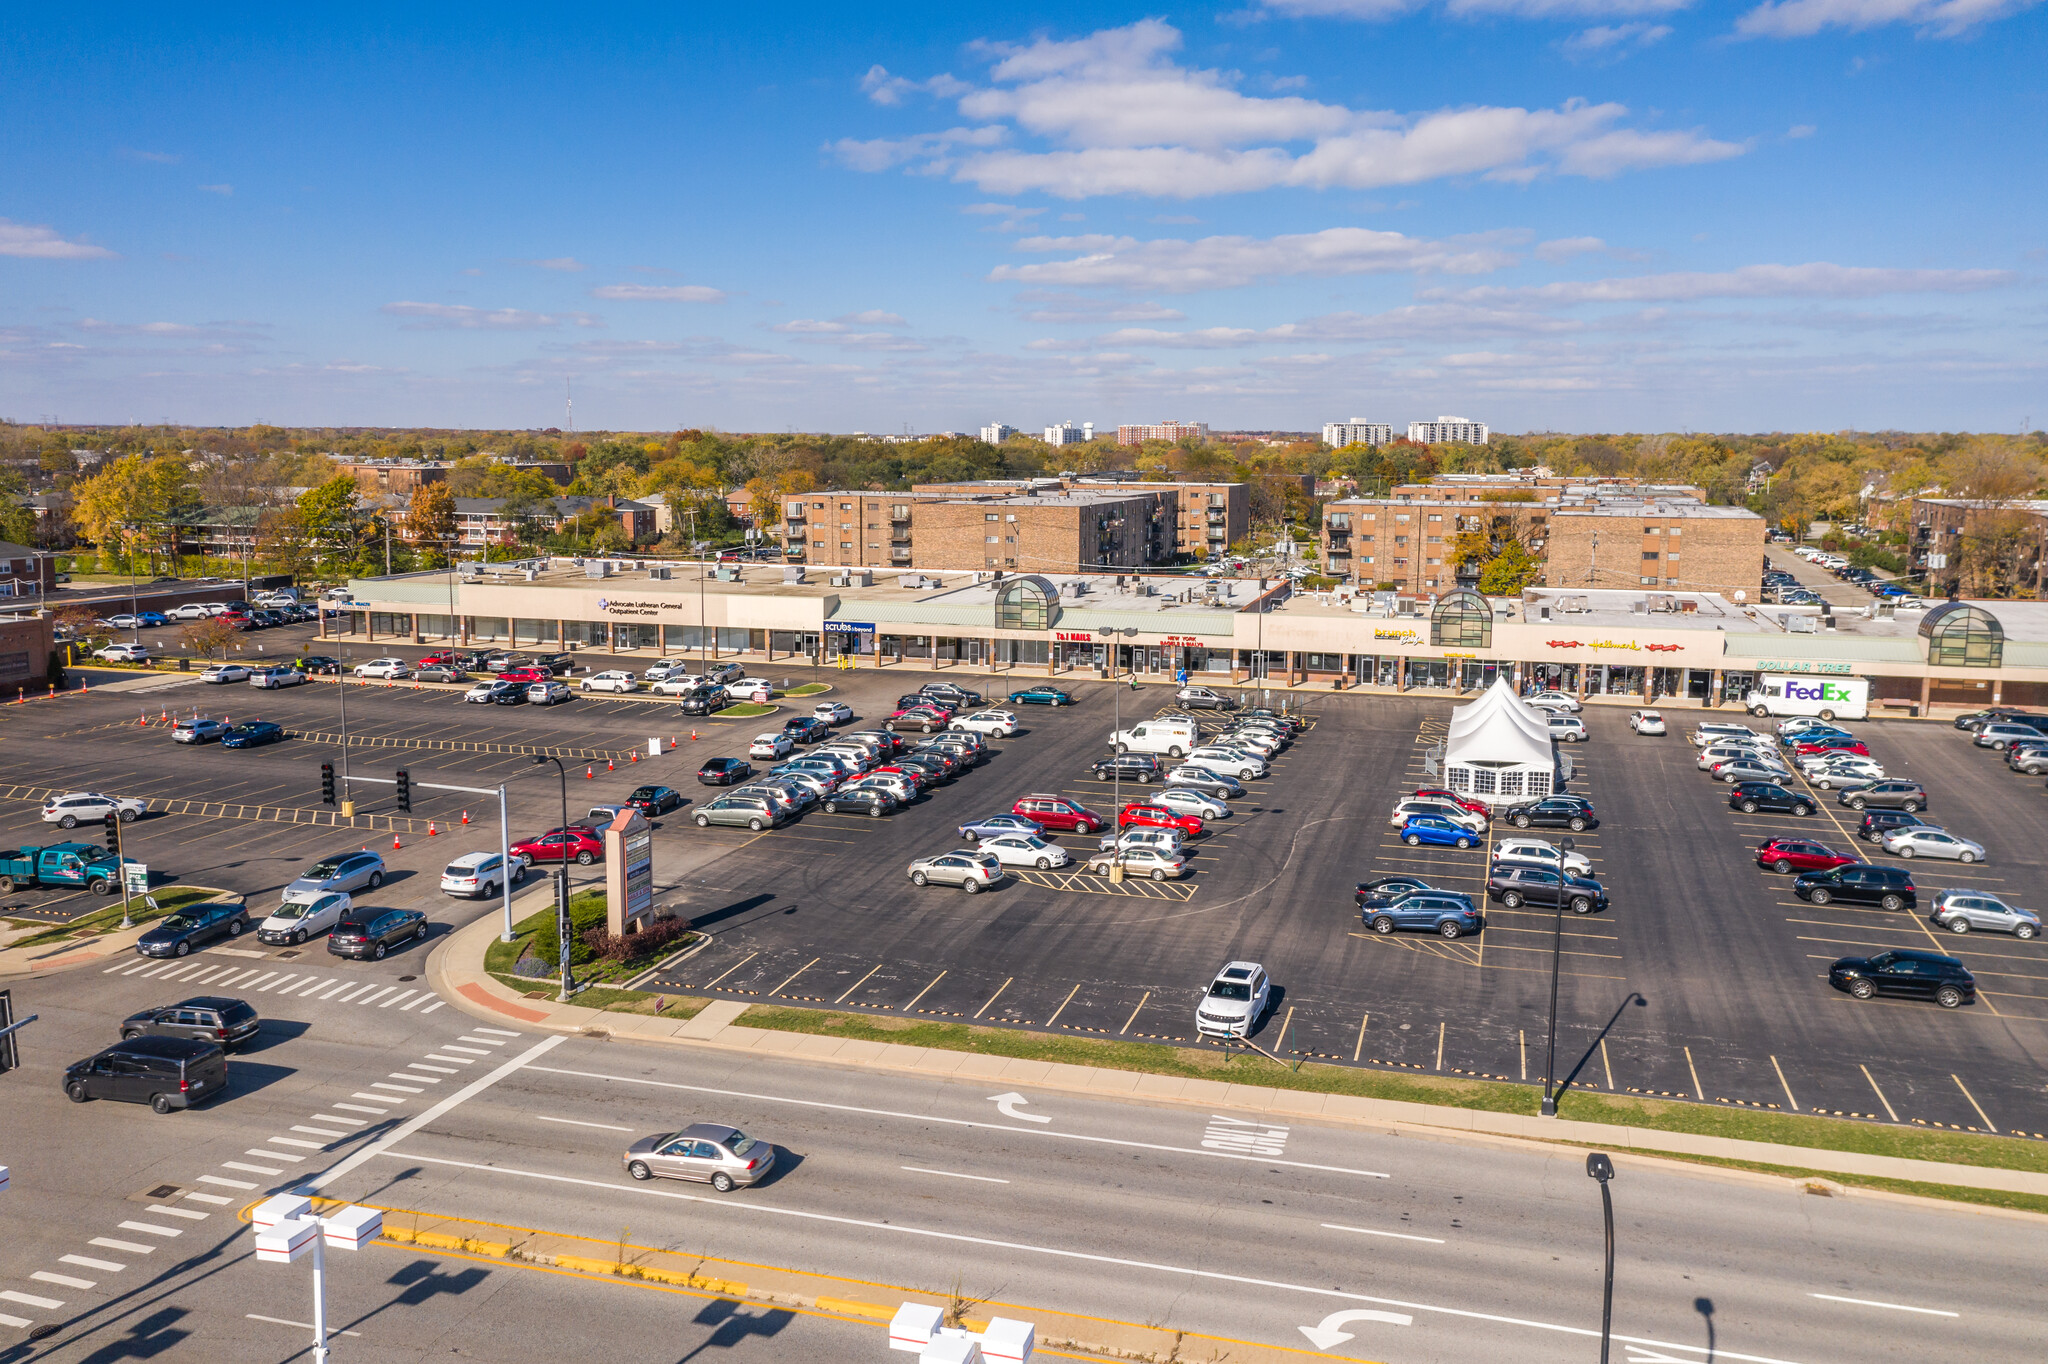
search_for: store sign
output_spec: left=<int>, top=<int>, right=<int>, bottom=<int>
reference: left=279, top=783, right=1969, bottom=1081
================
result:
left=604, top=811, right=656, bottom=936
left=1056, top=631, right=1092, bottom=642
left=826, top=621, right=875, bottom=634
left=593, top=597, right=675, bottom=619
left=1373, top=628, right=1422, bottom=644
left=1546, top=638, right=1683, bottom=653
left=1159, top=635, right=1205, bottom=647
left=1756, top=659, right=1852, bottom=675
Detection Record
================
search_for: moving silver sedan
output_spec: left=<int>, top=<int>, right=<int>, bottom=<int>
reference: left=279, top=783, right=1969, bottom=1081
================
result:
left=1881, top=829, right=1985, bottom=863
left=623, top=1123, right=775, bottom=1191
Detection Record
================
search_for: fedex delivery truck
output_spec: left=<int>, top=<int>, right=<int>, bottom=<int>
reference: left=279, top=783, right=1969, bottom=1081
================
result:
left=1745, top=674, right=1870, bottom=722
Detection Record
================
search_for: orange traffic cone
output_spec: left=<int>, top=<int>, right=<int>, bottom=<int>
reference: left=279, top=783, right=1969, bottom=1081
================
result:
left=138, top=712, right=147, bottom=727
left=630, top=751, right=638, bottom=763
left=392, top=834, right=402, bottom=850
left=427, top=822, right=438, bottom=836
left=606, top=758, right=615, bottom=771
left=690, top=729, right=698, bottom=741
left=460, top=809, right=470, bottom=825
left=585, top=765, right=594, bottom=779
left=80, top=680, right=89, bottom=693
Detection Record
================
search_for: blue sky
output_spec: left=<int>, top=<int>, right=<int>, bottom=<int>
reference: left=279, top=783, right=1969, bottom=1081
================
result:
left=2, top=2, right=2042, bottom=435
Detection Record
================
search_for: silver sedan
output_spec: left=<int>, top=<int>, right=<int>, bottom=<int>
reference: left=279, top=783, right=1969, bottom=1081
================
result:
left=1881, top=829, right=1985, bottom=863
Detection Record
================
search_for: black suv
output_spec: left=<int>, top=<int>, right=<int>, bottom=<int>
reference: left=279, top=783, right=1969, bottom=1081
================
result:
left=1952, top=708, right=2037, bottom=732
left=1858, top=810, right=1939, bottom=844
left=1829, top=949, right=1975, bottom=1008
left=919, top=682, right=985, bottom=709
left=1793, top=864, right=1917, bottom=911
left=1355, top=875, right=1436, bottom=909
left=120, top=996, right=261, bottom=1049
left=1486, top=864, right=1609, bottom=914
left=64, top=1035, right=228, bottom=1113
left=327, top=908, right=428, bottom=961
left=1838, top=780, right=1927, bottom=813
left=1091, top=753, right=1166, bottom=784
left=1728, top=781, right=1813, bottom=816
left=1501, top=795, right=1597, bottom=832
left=678, top=686, right=728, bottom=715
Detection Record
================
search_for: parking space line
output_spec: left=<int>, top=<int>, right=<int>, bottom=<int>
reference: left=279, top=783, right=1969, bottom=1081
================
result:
left=899, top=971, right=947, bottom=1011
left=1042, top=984, right=1082, bottom=1028
left=973, top=978, right=1011, bottom=1018
left=1600, top=1039, right=1614, bottom=1091
left=768, top=958, right=821, bottom=996
left=1356, top=1013, right=1370, bottom=1063
left=1433, top=1020, right=1443, bottom=1071
left=1120, top=991, right=1150, bottom=1035
left=701, top=951, right=759, bottom=990
left=833, top=965, right=882, bottom=1004
left=1518, top=1029, right=1526, bottom=1080
left=1769, top=1055, right=1800, bottom=1111
left=1683, top=1046, right=1703, bottom=1101
left=1951, top=1075, right=1998, bottom=1132
left=1859, top=1065, right=1899, bottom=1121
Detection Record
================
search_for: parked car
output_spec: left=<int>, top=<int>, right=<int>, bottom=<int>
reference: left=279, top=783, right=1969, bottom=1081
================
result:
left=249, top=664, right=306, bottom=689
left=1793, top=736, right=1870, bottom=758
left=957, top=812, right=1045, bottom=842
left=200, top=663, right=252, bottom=684
left=1186, top=745, right=1266, bottom=780
left=96, top=643, right=151, bottom=663
left=1524, top=690, right=1581, bottom=713
left=1793, top=864, right=1917, bottom=911
left=1502, top=795, right=1598, bottom=831
left=496, top=667, right=551, bottom=685
left=693, top=794, right=785, bottom=830
left=907, top=848, right=1003, bottom=892
left=1096, top=825, right=1185, bottom=858
left=1547, top=715, right=1589, bottom=743
left=352, top=658, right=411, bottom=679
left=1090, top=752, right=1166, bottom=784
left=623, top=1123, right=776, bottom=1191
left=1008, top=685, right=1072, bottom=707
left=327, top=907, right=428, bottom=961
left=625, top=785, right=685, bottom=816
left=1363, top=891, right=1481, bottom=938
left=1118, top=802, right=1203, bottom=837
left=512, top=828, right=605, bottom=867
left=219, top=720, right=286, bottom=748
left=1839, top=780, right=1928, bottom=813
left=1930, top=890, right=2040, bottom=939
left=1974, top=722, right=2042, bottom=751
left=1411, top=787, right=1489, bottom=818
left=1881, top=828, right=1985, bottom=862
left=1728, top=782, right=1814, bottom=817
left=63, top=1035, right=227, bottom=1113
left=1487, top=864, right=1608, bottom=914
left=1712, top=758, right=1794, bottom=785
left=1355, top=875, right=1439, bottom=909
left=172, top=716, right=229, bottom=744
left=1195, top=961, right=1270, bottom=1039
left=286, top=849, right=386, bottom=896
left=1953, top=707, right=2040, bottom=732
left=1492, top=837, right=1591, bottom=877
left=439, top=851, right=526, bottom=899
left=1083, top=845, right=1188, bottom=880
left=119, top=997, right=260, bottom=1049
left=979, top=833, right=1070, bottom=869
left=919, top=682, right=984, bottom=709
left=813, top=701, right=854, bottom=724
left=1400, top=816, right=1480, bottom=849
left=135, top=902, right=252, bottom=957
left=952, top=709, right=1019, bottom=737
left=1801, top=756, right=1885, bottom=788
left=42, top=792, right=146, bottom=828
left=1754, top=838, right=1857, bottom=874
left=1154, top=787, right=1229, bottom=820
left=677, top=687, right=729, bottom=714
left=1174, top=686, right=1238, bottom=710
left=779, top=715, right=829, bottom=744
left=1828, top=949, right=1974, bottom=1007
left=1165, top=766, right=1244, bottom=799
left=256, top=890, right=351, bottom=946
left=1390, top=798, right=1486, bottom=833
left=697, top=757, right=754, bottom=786
left=821, top=786, right=896, bottom=817
left=1011, top=794, right=1104, bottom=833
left=583, top=670, right=642, bottom=694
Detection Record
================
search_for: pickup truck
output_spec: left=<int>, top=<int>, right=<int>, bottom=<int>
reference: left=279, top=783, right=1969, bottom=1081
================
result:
left=0, top=843, right=139, bottom=895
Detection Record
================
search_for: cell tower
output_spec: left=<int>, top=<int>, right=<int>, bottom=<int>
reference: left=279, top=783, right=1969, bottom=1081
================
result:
left=565, top=378, right=574, bottom=433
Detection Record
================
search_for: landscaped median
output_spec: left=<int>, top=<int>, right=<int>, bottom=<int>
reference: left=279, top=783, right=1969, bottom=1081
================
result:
left=1, top=885, right=233, bottom=966
left=478, top=890, right=709, bottom=1017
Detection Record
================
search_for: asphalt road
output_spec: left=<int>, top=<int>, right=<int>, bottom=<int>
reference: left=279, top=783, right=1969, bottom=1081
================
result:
left=3, top=955, right=2041, bottom=1364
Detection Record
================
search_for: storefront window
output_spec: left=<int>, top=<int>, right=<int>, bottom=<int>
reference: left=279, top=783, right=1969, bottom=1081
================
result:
left=470, top=616, right=509, bottom=641
left=1430, top=590, right=1492, bottom=649
left=514, top=618, right=559, bottom=645
left=564, top=620, right=608, bottom=647
left=1921, top=602, right=2003, bottom=668
left=995, top=576, right=1056, bottom=631
left=370, top=612, right=409, bottom=635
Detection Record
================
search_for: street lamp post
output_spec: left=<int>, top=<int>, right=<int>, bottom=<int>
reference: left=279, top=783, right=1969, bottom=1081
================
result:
left=1103, top=627, right=1139, bottom=839
left=1587, top=1152, right=1617, bottom=1364
left=253, top=1194, right=383, bottom=1364
left=530, top=754, right=575, bottom=1001
left=1541, top=835, right=1573, bottom=1116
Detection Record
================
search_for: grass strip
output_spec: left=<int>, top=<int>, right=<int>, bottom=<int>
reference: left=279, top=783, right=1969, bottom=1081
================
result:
left=783, top=682, right=830, bottom=696
left=713, top=702, right=776, bottom=717
left=1584, top=1148, right=2048, bottom=1216
left=737, top=1005, right=2048, bottom=1177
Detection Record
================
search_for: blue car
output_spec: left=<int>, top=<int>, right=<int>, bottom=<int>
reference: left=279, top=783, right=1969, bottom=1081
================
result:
left=220, top=720, right=285, bottom=748
left=1007, top=686, right=1073, bottom=707
left=1400, top=816, right=1479, bottom=849
left=1781, top=726, right=1852, bottom=749
left=136, top=611, right=170, bottom=628
left=957, top=812, right=1046, bottom=842
left=1361, top=890, right=1482, bottom=938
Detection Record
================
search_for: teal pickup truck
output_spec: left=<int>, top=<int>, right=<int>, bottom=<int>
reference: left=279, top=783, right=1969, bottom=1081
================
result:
left=0, top=843, right=140, bottom=895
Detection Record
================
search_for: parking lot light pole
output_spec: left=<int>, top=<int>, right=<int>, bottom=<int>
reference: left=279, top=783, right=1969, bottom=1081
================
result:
left=1587, top=1152, right=1617, bottom=1364
left=530, top=754, right=575, bottom=1001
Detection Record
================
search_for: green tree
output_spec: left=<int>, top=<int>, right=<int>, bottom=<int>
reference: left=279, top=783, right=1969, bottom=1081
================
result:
left=1478, top=542, right=1541, bottom=595
left=407, top=482, right=458, bottom=563
left=296, top=477, right=369, bottom=570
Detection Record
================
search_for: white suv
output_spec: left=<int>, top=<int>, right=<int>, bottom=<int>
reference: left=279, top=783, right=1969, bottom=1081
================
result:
left=1196, top=961, right=1271, bottom=1039
left=582, top=670, right=641, bottom=693
left=352, top=658, right=410, bottom=679
left=42, top=792, right=148, bottom=828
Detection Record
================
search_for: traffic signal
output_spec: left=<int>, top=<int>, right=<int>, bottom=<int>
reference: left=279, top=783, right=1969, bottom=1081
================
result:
left=103, top=812, right=121, bottom=853
left=395, top=769, right=411, bottom=813
left=320, top=762, right=336, bottom=806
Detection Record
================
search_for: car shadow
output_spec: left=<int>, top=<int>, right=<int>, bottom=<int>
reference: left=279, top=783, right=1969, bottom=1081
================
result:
left=222, top=1059, right=296, bottom=1101
left=749, top=1147, right=804, bottom=1187
left=235, top=1019, right=311, bottom=1054
left=1251, top=984, right=1289, bottom=1040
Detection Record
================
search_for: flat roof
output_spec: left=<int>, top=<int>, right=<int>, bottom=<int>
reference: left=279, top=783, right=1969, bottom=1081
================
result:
left=1551, top=500, right=1762, bottom=520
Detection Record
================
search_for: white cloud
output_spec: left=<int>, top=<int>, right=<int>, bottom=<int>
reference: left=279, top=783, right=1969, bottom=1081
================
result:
left=961, top=202, right=1045, bottom=231
left=1262, top=0, right=1691, bottom=17
left=1560, top=22, right=1673, bottom=58
left=990, top=226, right=1523, bottom=292
left=860, top=64, right=971, bottom=106
left=1787, top=124, right=1817, bottom=138
left=0, top=218, right=117, bottom=260
left=520, top=256, right=587, bottom=272
left=838, top=309, right=910, bottom=326
left=380, top=301, right=602, bottom=329
left=1435, top=262, right=2016, bottom=304
left=1015, top=292, right=1188, bottom=324
left=1535, top=236, right=1610, bottom=261
left=198, top=183, right=234, bottom=196
left=767, top=315, right=928, bottom=351
left=1735, top=0, right=2039, bottom=37
left=589, top=283, right=727, bottom=302
left=847, top=22, right=1741, bottom=200
left=119, top=148, right=180, bottom=164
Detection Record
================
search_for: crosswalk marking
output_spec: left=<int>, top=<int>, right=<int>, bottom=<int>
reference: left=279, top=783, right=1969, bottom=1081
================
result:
left=440, top=1045, right=490, bottom=1055
left=342, top=1096, right=396, bottom=1107
left=257, top=974, right=298, bottom=992
left=222, top=1160, right=282, bottom=1176
left=420, top=999, right=444, bottom=1013
left=391, top=1071, right=440, bottom=1082
left=34, top=1271, right=97, bottom=1289
left=457, top=1035, right=506, bottom=1046
left=117, top=1221, right=182, bottom=1239
left=267, top=1137, right=324, bottom=1150
left=358, top=986, right=397, bottom=1006
left=60, top=1255, right=124, bottom=1272
left=0, top=1290, right=65, bottom=1310
left=472, top=1026, right=522, bottom=1036
left=423, top=1054, right=473, bottom=1065
left=380, top=990, right=416, bottom=1008
left=184, top=1192, right=233, bottom=1205
left=316, top=980, right=353, bottom=999
left=248, top=1148, right=305, bottom=1163
left=400, top=993, right=431, bottom=1010
left=197, top=1175, right=256, bottom=1190
left=293, top=977, right=335, bottom=996
left=90, top=1239, right=153, bottom=1255
left=373, top=1081, right=423, bottom=1093
left=0, top=1312, right=34, bottom=1329
left=146, top=1205, right=209, bottom=1220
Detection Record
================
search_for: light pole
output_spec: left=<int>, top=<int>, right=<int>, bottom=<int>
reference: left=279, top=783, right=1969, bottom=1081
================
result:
left=530, top=754, right=575, bottom=1001
left=1103, top=627, right=1139, bottom=840
left=1587, top=1152, right=1617, bottom=1364
left=253, top=1194, right=383, bottom=1364
left=1541, top=834, right=1573, bottom=1115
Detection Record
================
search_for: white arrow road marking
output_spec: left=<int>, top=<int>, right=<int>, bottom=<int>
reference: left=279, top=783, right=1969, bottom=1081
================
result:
left=988, top=1091, right=1051, bottom=1123
left=1300, top=1308, right=1413, bottom=1348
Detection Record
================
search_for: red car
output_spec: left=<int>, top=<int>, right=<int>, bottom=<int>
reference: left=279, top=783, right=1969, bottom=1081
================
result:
left=1793, top=738, right=1870, bottom=757
left=1755, top=837, right=1858, bottom=874
left=1411, top=787, right=1489, bottom=818
left=511, top=827, right=604, bottom=867
left=1012, top=793, right=1104, bottom=834
left=1119, top=802, right=1204, bottom=836
left=496, top=666, right=552, bottom=685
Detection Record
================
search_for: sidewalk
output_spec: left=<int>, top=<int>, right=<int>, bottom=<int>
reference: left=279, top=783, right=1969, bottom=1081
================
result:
left=426, top=912, right=2048, bottom=1202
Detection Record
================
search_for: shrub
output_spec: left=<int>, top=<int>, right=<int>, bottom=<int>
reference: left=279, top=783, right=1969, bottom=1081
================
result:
left=579, top=916, right=693, bottom=963
left=527, top=892, right=608, bottom=969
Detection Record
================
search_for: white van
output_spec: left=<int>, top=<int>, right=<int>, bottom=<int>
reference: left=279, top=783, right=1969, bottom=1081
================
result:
left=1111, top=718, right=1199, bottom=759
left=1688, top=721, right=1759, bottom=747
left=1744, top=674, right=1870, bottom=722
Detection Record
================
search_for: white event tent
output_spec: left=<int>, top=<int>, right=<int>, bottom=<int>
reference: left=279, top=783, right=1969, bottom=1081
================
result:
left=1444, top=677, right=1558, bottom=807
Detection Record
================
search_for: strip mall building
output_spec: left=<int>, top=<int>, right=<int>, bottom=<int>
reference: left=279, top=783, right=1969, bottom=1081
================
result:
left=335, top=561, right=2048, bottom=712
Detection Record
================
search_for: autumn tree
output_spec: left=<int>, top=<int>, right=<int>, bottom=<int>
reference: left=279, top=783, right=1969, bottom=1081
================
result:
left=407, top=482, right=458, bottom=563
left=180, top=617, right=239, bottom=661
left=1478, top=541, right=1542, bottom=595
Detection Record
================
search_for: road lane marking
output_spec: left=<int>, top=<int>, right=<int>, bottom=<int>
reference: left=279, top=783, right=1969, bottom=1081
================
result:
left=1323, top=1222, right=1446, bottom=1243
left=972, top=977, right=1010, bottom=1018
left=1951, top=1075, right=1998, bottom=1132
left=1808, top=1293, right=1957, bottom=1317
left=902, top=1167, right=1009, bottom=1184
left=535, top=1115, right=633, bottom=1132
left=1858, top=1066, right=1899, bottom=1122
left=305, top=1033, right=568, bottom=1191
left=381, top=1151, right=1802, bottom=1364
left=525, top=1064, right=1391, bottom=1178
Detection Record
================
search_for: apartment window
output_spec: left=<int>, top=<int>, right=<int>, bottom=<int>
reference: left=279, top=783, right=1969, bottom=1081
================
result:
left=1427, top=514, right=1441, bottom=522
left=1005, top=514, right=1018, bottom=522
left=1427, top=557, right=1441, bottom=565
left=1004, top=535, right=1016, bottom=543
left=866, top=522, right=878, bottom=530
left=1640, top=575, right=1657, bottom=584
left=839, top=522, right=853, bottom=530
left=1361, top=534, right=1375, bottom=543
left=1363, top=555, right=1375, bottom=564
left=812, top=500, right=826, bottom=509
left=840, top=502, right=853, bottom=511
left=891, top=505, right=909, bottom=519
left=840, top=541, right=853, bottom=550
left=1426, top=535, right=1441, bottom=544
left=986, top=558, right=998, bottom=567
left=1642, top=550, right=1660, bottom=560
left=1395, top=536, right=1408, bottom=545
left=985, top=513, right=999, bottom=521
left=811, top=538, right=825, bottom=548
left=1363, top=513, right=1376, bottom=521
left=985, top=535, right=999, bottom=543
left=1329, top=513, right=1350, bottom=530
left=1395, top=514, right=1410, bottom=522
left=1004, top=557, right=1017, bottom=567
left=1666, top=552, right=1680, bottom=560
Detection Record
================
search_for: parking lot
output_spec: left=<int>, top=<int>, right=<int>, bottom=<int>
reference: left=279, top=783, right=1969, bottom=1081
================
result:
left=7, top=646, right=2048, bottom=1142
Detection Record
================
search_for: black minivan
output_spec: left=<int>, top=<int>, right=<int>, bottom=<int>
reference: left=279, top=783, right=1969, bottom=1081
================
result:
left=1793, top=864, right=1917, bottom=911
left=65, top=1035, right=227, bottom=1113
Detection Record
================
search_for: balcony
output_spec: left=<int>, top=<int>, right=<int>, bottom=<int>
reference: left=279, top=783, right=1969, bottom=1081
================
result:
left=890, top=548, right=913, bottom=562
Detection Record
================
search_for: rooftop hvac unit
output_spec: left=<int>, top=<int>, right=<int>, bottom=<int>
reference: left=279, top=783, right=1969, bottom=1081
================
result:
left=522, top=568, right=539, bottom=581
left=898, top=574, right=927, bottom=590
left=647, top=566, right=671, bottom=581
left=783, top=565, right=806, bottom=584
left=1396, top=598, right=1421, bottom=616
left=585, top=561, right=611, bottom=579
left=1786, top=614, right=1817, bottom=633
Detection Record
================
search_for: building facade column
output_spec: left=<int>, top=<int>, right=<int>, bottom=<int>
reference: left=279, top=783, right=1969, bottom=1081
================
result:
left=410, top=612, right=420, bottom=643
left=1919, top=675, right=1932, bottom=714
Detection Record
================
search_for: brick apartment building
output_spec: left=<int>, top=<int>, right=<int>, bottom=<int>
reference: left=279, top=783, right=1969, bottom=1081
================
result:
left=1116, top=421, right=1209, bottom=447
left=1543, top=499, right=1764, bottom=598
left=0, top=541, right=57, bottom=598
left=912, top=475, right=1249, bottom=560
left=1320, top=498, right=1525, bottom=593
left=784, top=487, right=1179, bottom=573
left=1912, top=498, right=2048, bottom=597
left=335, top=459, right=574, bottom=496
